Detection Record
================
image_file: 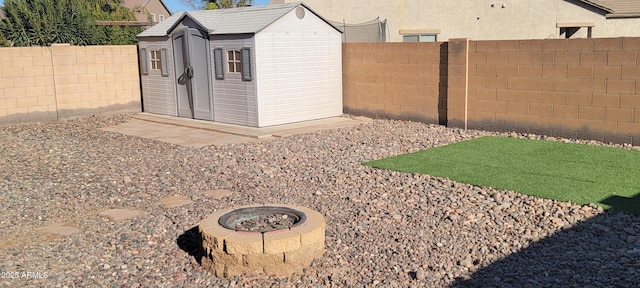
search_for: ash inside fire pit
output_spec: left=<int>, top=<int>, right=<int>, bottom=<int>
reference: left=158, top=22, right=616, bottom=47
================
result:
left=218, top=206, right=305, bottom=232
left=233, top=213, right=295, bottom=231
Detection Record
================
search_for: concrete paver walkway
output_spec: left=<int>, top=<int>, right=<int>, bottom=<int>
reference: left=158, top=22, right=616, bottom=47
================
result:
left=101, top=113, right=371, bottom=147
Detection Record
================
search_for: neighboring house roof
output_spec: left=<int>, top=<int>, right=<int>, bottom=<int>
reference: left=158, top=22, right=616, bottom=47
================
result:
left=122, top=0, right=173, bottom=15
left=138, top=2, right=340, bottom=37
left=573, top=0, right=640, bottom=17
left=94, top=0, right=172, bottom=26
left=122, top=0, right=148, bottom=10
left=122, top=0, right=172, bottom=23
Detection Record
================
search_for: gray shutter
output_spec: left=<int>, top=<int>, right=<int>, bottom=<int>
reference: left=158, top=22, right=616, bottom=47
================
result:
left=214, top=48, right=224, bottom=80
left=139, top=48, right=148, bottom=75
left=160, top=48, right=169, bottom=77
left=241, top=47, right=252, bottom=81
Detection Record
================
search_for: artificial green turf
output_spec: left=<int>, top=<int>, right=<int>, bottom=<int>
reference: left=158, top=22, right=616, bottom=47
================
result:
left=363, top=136, right=640, bottom=214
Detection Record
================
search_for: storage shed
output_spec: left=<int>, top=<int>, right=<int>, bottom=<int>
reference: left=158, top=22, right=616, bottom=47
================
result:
left=136, top=2, right=343, bottom=127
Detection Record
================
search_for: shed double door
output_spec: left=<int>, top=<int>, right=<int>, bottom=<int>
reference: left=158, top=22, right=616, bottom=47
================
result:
left=172, top=28, right=213, bottom=120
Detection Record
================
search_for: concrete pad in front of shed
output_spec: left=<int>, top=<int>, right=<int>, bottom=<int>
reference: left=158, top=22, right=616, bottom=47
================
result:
left=100, top=113, right=371, bottom=147
left=269, top=116, right=373, bottom=137
left=99, top=208, right=146, bottom=222
left=131, top=113, right=275, bottom=139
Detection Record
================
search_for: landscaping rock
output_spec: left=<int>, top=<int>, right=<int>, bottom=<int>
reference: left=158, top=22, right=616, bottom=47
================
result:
left=0, top=114, right=638, bottom=287
left=415, top=268, right=426, bottom=280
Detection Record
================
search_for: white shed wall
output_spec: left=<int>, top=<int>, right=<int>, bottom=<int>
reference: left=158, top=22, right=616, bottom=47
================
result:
left=255, top=7, right=342, bottom=127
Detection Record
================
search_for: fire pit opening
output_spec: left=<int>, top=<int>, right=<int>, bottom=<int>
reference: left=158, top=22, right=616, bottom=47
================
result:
left=199, top=204, right=326, bottom=278
left=218, top=206, right=306, bottom=232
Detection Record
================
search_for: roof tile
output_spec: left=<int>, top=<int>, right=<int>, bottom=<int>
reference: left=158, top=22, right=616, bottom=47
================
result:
left=574, top=0, right=640, bottom=16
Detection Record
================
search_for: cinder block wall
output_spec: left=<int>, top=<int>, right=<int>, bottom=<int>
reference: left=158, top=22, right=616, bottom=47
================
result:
left=343, top=42, right=448, bottom=124
left=453, top=38, right=640, bottom=144
left=0, top=47, right=57, bottom=122
left=343, top=38, right=640, bottom=145
left=0, top=45, right=141, bottom=124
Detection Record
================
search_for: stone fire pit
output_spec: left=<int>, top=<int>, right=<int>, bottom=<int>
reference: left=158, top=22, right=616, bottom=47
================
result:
left=199, top=204, right=325, bottom=277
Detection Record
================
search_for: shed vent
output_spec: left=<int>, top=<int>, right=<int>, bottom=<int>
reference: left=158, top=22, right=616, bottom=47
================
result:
left=296, top=7, right=305, bottom=19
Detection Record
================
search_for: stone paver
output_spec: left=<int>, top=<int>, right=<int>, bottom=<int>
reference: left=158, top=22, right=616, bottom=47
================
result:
left=36, top=222, right=81, bottom=237
left=99, top=209, right=146, bottom=222
left=0, top=239, right=13, bottom=248
left=263, top=229, right=301, bottom=254
left=201, top=189, right=233, bottom=199
left=159, top=195, right=194, bottom=208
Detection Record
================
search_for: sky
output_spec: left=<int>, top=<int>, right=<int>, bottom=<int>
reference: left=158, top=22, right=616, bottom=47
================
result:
left=0, top=1, right=273, bottom=13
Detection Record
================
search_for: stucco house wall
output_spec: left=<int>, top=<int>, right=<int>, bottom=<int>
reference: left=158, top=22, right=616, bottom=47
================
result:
left=276, top=0, right=640, bottom=41
left=123, top=0, right=172, bottom=23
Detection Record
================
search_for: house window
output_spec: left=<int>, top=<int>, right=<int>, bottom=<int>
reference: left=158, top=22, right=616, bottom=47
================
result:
left=150, top=50, right=161, bottom=70
left=228, top=50, right=242, bottom=73
left=557, top=22, right=594, bottom=39
left=159, top=15, right=164, bottom=22
left=400, top=29, right=440, bottom=43
left=403, top=34, right=437, bottom=42
left=150, top=13, right=156, bottom=22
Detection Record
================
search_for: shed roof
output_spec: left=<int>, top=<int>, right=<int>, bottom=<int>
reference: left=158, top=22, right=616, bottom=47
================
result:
left=138, top=2, right=338, bottom=37
left=572, top=0, right=640, bottom=18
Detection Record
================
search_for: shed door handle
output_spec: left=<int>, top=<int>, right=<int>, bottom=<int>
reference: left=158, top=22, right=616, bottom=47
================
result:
left=186, top=66, right=194, bottom=79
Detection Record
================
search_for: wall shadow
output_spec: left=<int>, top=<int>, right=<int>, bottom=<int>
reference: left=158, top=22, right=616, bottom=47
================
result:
left=601, top=193, right=640, bottom=215
left=450, top=208, right=640, bottom=287
left=0, top=101, right=141, bottom=125
left=176, top=225, right=203, bottom=265
left=438, top=42, right=449, bottom=126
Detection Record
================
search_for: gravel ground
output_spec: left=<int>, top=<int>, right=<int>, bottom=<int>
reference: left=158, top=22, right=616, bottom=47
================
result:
left=1, top=114, right=639, bottom=287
